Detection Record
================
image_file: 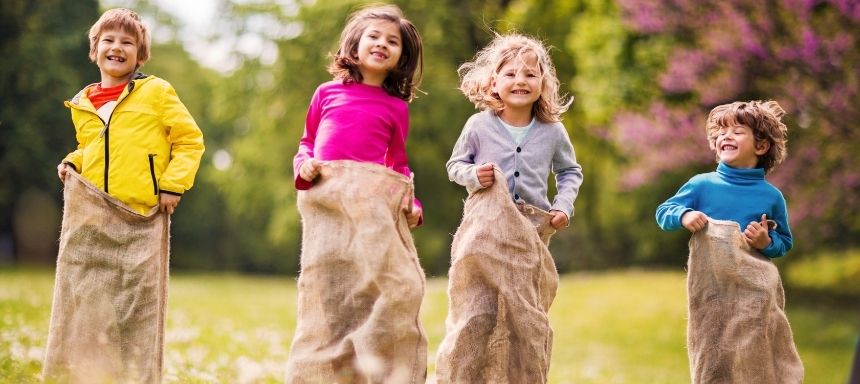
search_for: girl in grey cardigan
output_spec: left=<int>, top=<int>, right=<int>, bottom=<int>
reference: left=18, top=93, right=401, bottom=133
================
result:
left=446, top=33, right=583, bottom=227
left=437, top=33, right=583, bottom=383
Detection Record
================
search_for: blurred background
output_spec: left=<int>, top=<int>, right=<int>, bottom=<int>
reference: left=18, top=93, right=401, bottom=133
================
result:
left=2, top=0, right=859, bottom=291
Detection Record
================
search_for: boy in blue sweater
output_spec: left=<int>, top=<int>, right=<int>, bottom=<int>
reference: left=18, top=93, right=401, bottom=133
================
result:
left=656, top=100, right=791, bottom=258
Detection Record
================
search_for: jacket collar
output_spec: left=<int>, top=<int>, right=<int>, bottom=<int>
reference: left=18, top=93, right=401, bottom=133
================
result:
left=68, top=72, right=151, bottom=106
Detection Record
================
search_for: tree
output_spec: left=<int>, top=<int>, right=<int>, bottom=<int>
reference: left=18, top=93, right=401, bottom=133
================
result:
left=0, top=0, right=99, bottom=263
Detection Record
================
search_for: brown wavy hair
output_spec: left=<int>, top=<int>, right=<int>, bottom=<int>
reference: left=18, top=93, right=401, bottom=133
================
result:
left=88, top=8, right=151, bottom=69
left=328, top=4, right=423, bottom=102
left=706, top=100, right=789, bottom=173
left=458, top=32, right=571, bottom=123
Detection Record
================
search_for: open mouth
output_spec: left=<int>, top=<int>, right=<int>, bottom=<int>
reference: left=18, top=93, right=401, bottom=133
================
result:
left=371, top=51, right=387, bottom=59
left=107, top=55, right=126, bottom=62
left=512, top=90, right=529, bottom=94
left=720, top=144, right=737, bottom=151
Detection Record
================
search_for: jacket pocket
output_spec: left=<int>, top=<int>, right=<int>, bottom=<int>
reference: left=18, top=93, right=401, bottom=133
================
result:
left=148, top=154, right=158, bottom=195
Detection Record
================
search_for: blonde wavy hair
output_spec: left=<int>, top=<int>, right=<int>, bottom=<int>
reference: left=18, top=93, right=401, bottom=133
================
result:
left=458, top=33, right=571, bottom=123
left=88, top=8, right=151, bottom=69
left=706, top=100, right=789, bottom=173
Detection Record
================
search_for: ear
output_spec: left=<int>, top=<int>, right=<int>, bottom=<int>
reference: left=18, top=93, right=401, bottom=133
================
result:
left=755, top=140, right=770, bottom=156
left=490, top=75, right=498, bottom=94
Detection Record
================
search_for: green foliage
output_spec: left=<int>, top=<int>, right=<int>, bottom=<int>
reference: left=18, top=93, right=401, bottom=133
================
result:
left=0, top=0, right=99, bottom=263
left=786, top=248, right=860, bottom=297
left=1, top=268, right=855, bottom=382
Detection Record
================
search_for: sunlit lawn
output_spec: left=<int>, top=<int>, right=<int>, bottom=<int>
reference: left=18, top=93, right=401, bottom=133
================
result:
left=1, top=268, right=856, bottom=383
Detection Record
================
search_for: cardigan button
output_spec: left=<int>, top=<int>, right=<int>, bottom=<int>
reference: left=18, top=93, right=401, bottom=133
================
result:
left=516, top=147, right=522, bottom=152
left=514, top=194, right=520, bottom=200
left=514, top=171, right=520, bottom=177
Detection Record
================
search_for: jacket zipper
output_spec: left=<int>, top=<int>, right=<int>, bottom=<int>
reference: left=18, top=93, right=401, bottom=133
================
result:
left=97, top=78, right=138, bottom=193
left=102, top=120, right=111, bottom=192
left=148, top=154, right=158, bottom=195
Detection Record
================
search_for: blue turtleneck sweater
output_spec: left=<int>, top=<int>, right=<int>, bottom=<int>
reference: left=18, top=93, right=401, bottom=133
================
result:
left=656, top=162, right=792, bottom=258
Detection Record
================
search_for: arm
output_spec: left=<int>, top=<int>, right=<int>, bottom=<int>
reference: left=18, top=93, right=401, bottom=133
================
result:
left=656, top=180, right=699, bottom=231
left=386, top=103, right=423, bottom=227
left=293, top=88, right=322, bottom=190
left=550, top=127, right=583, bottom=220
left=445, top=121, right=483, bottom=192
left=759, top=197, right=793, bottom=258
left=158, top=82, right=205, bottom=195
left=59, top=111, right=85, bottom=181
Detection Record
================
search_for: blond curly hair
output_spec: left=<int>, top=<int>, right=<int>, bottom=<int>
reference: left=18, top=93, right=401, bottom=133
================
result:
left=458, top=33, right=571, bottom=123
left=706, top=100, right=789, bottom=173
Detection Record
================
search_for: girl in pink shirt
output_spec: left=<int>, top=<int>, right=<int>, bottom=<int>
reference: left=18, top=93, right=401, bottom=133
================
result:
left=293, top=4, right=423, bottom=227
left=285, top=4, right=428, bottom=382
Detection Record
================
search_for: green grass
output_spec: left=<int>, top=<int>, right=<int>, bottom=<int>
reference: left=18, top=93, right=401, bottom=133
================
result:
left=1, top=268, right=856, bottom=383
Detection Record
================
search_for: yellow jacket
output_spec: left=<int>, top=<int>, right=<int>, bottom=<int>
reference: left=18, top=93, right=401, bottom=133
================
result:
left=63, top=73, right=205, bottom=214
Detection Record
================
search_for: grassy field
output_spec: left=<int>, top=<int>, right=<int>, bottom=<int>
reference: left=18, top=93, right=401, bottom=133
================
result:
left=1, top=268, right=856, bottom=383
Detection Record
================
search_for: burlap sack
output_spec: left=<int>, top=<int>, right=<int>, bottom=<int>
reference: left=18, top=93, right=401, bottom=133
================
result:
left=687, top=218, right=804, bottom=383
left=43, top=170, right=169, bottom=384
left=285, top=160, right=427, bottom=384
left=435, top=167, right=558, bottom=384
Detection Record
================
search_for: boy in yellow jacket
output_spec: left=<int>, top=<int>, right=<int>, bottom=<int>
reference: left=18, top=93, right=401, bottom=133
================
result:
left=43, top=8, right=203, bottom=382
left=56, top=8, right=204, bottom=214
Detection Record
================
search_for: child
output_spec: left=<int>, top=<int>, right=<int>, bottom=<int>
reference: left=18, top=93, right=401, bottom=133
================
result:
left=656, top=100, right=803, bottom=382
left=44, top=8, right=204, bottom=383
left=437, top=33, right=583, bottom=383
left=284, top=4, right=427, bottom=383
left=656, top=100, right=792, bottom=257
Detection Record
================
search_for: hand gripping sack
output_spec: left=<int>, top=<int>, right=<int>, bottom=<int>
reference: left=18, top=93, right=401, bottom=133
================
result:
left=43, top=170, right=169, bottom=383
left=435, top=167, right=558, bottom=384
left=687, top=219, right=804, bottom=383
left=285, top=160, right=427, bottom=384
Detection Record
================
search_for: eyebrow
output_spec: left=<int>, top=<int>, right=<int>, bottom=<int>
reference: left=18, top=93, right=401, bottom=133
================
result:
left=367, top=29, right=400, bottom=41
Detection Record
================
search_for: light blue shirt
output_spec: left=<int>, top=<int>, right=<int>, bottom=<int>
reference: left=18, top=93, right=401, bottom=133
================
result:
left=497, top=116, right=534, bottom=144
left=656, top=162, right=793, bottom=258
left=447, top=110, right=583, bottom=218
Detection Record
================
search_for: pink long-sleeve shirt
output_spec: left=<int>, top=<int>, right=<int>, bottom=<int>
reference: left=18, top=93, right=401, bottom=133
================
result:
left=293, top=80, right=422, bottom=217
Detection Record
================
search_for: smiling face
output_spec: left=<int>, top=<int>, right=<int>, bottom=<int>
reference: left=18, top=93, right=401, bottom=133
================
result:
left=355, top=20, right=402, bottom=87
left=715, top=124, right=770, bottom=168
left=95, top=28, right=139, bottom=87
left=492, top=52, right=543, bottom=117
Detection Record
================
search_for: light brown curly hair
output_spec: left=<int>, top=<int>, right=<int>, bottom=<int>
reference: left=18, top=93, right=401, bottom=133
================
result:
left=706, top=100, right=789, bottom=173
left=458, top=32, right=571, bottom=123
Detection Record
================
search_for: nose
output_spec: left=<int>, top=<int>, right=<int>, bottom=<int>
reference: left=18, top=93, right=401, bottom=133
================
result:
left=515, top=73, right=527, bottom=84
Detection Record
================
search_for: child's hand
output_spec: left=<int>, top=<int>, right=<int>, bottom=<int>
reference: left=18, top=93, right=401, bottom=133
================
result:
left=159, top=193, right=181, bottom=215
left=57, top=163, right=68, bottom=182
left=476, top=163, right=495, bottom=187
left=681, top=211, right=708, bottom=233
left=549, top=210, right=569, bottom=230
left=405, top=201, right=422, bottom=229
left=299, top=159, right=322, bottom=182
left=743, top=214, right=772, bottom=250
